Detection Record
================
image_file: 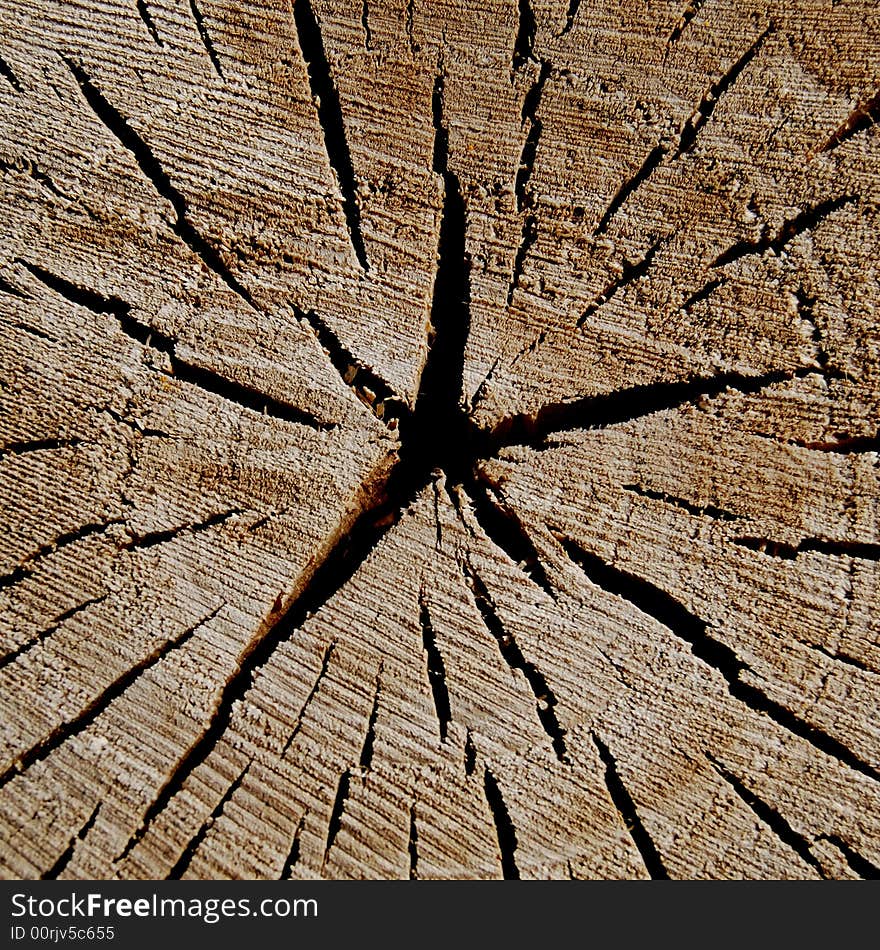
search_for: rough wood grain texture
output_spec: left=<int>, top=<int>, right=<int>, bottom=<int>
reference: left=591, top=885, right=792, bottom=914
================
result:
left=0, top=0, right=878, bottom=879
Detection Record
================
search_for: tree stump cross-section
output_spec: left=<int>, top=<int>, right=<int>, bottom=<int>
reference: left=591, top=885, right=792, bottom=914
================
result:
left=0, top=0, right=879, bottom=879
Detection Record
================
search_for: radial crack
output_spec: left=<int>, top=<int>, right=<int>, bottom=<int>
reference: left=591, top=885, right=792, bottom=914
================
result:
left=577, top=238, right=663, bottom=327
left=0, top=594, right=107, bottom=672
left=513, top=0, right=537, bottom=70
left=461, top=555, right=568, bottom=764
left=167, top=762, right=250, bottom=879
left=559, top=0, right=581, bottom=36
left=817, top=835, right=880, bottom=879
left=593, top=733, right=668, bottom=879
left=712, top=194, right=858, bottom=267
left=595, top=145, right=666, bottom=236
left=0, top=518, right=122, bottom=591
left=41, top=805, right=100, bottom=880
left=0, top=437, right=84, bottom=460
left=188, top=0, right=224, bottom=77
left=283, top=641, right=336, bottom=754
left=489, top=366, right=819, bottom=451
left=462, top=474, right=555, bottom=599
left=622, top=484, right=739, bottom=522
left=418, top=591, right=452, bottom=741
left=293, top=0, right=368, bottom=270
left=358, top=663, right=383, bottom=769
left=63, top=58, right=256, bottom=309
left=735, top=535, right=880, bottom=562
left=136, top=0, right=164, bottom=47
left=515, top=62, right=551, bottom=212
left=323, top=768, right=352, bottom=865
left=124, top=509, right=242, bottom=550
left=281, top=813, right=307, bottom=879
left=408, top=804, right=419, bottom=879
left=360, top=1, right=373, bottom=50
left=558, top=534, right=880, bottom=783
left=112, top=462, right=417, bottom=863
left=19, top=260, right=332, bottom=430
left=0, top=607, right=222, bottom=790
left=668, top=0, right=705, bottom=45
left=483, top=767, right=519, bottom=879
left=818, top=89, right=880, bottom=154
left=706, top=753, right=824, bottom=876
left=676, top=26, right=773, bottom=157
left=298, top=308, right=405, bottom=425
left=0, top=53, right=21, bottom=92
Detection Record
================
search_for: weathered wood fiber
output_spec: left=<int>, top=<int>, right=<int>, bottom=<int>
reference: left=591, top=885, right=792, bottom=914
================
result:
left=0, top=0, right=878, bottom=879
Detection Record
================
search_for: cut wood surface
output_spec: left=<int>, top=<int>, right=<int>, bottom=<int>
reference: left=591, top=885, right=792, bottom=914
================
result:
left=1, top=0, right=879, bottom=879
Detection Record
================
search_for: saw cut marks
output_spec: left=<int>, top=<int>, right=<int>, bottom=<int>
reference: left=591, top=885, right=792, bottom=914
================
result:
left=0, top=0, right=878, bottom=879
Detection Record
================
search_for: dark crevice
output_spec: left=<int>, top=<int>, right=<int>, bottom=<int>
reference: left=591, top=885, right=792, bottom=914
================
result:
left=0, top=607, right=221, bottom=791
left=734, top=535, right=880, bottom=562
left=112, top=473, right=416, bottom=864
left=63, top=58, right=256, bottom=308
left=809, top=643, right=877, bottom=676
left=817, top=835, right=880, bottom=879
left=405, top=0, right=416, bottom=53
left=0, top=437, right=84, bottom=460
left=558, top=534, right=880, bottom=784
left=123, top=509, right=242, bottom=550
left=483, top=768, right=519, bottom=879
left=418, top=592, right=451, bottom=741
left=706, top=753, right=824, bottom=876
left=797, top=432, right=879, bottom=454
left=408, top=804, right=419, bottom=879
left=395, top=67, right=473, bottom=485
left=464, top=729, right=477, bottom=776
left=298, top=308, right=405, bottom=425
left=461, top=556, right=568, bottom=764
left=189, top=0, right=224, bottom=77
left=293, top=0, right=368, bottom=271
left=281, top=813, right=307, bottom=879
left=41, top=805, right=100, bottom=880
left=360, top=1, right=373, bottom=50
left=676, top=26, right=773, bottom=156
left=13, top=322, right=56, bottom=343
left=0, top=518, right=122, bottom=590
left=323, top=768, right=352, bottom=865
left=680, top=277, right=725, bottom=313
left=559, top=0, right=581, bottom=36
left=489, top=365, right=808, bottom=452
left=167, top=763, right=250, bottom=879
left=595, top=145, right=666, bottom=236
left=0, top=274, right=26, bottom=298
left=136, top=0, right=164, bottom=47
left=0, top=53, right=21, bottom=91
left=668, top=0, right=704, bottom=45
left=463, top=475, right=555, bottom=599
left=513, top=0, right=537, bottom=70
left=713, top=194, right=858, bottom=268
left=284, top=641, right=336, bottom=754
left=508, top=216, right=538, bottom=308
left=593, top=733, right=668, bottom=879
left=819, top=89, right=880, bottom=153
left=0, top=594, right=107, bottom=672
left=515, top=62, right=551, bottom=212
left=19, top=259, right=332, bottom=430
left=359, top=663, right=383, bottom=769
left=578, top=238, right=663, bottom=327
left=622, top=484, right=739, bottom=522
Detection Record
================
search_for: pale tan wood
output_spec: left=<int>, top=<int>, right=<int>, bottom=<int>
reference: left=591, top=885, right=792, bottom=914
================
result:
left=0, top=0, right=878, bottom=879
